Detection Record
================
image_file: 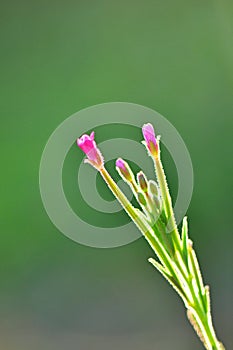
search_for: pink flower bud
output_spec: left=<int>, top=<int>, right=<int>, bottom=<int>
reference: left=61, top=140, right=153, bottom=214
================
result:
left=77, top=131, right=104, bottom=170
left=116, top=158, right=133, bottom=182
left=116, top=158, right=126, bottom=171
left=142, top=123, right=158, bottom=157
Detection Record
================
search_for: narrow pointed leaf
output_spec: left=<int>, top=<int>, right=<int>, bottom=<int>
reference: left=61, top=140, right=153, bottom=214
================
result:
left=181, top=216, right=189, bottom=269
left=148, top=258, right=189, bottom=307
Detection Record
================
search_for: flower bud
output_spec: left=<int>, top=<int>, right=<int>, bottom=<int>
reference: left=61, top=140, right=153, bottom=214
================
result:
left=148, top=180, right=159, bottom=197
left=116, top=158, right=134, bottom=182
left=137, top=171, right=148, bottom=192
left=137, top=192, right=147, bottom=206
left=142, top=123, right=159, bottom=157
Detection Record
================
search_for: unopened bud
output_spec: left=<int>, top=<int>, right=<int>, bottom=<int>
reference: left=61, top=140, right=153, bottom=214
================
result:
left=148, top=180, right=159, bottom=196
left=137, top=192, right=147, bottom=206
left=137, top=171, right=148, bottom=192
left=116, top=158, right=133, bottom=182
left=142, top=123, right=159, bottom=157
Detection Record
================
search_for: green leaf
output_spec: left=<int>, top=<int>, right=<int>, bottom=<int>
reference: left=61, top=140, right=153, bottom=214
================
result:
left=204, top=285, right=211, bottom=314
left=181, top=216, right=189, bottom=269
left=188, top=244, right=206, bottom=312
left=148, top=257, right=189, bottom=308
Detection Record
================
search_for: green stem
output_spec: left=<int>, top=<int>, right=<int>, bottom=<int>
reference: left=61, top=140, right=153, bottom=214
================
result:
left=174, top=248, right=225, bottom=350
left=150, top=149, right=224, bottom=350
left=99, top=167, right=180, bottom=281
left=98, top=158, right=225, bottom=350
left=188, top=297, right=224, bottom=350
left=100, top=167, right=147, bottom=233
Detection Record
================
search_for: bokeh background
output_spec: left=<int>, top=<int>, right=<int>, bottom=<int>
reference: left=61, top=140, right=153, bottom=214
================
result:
left=1, top=0, right=233, bottom=349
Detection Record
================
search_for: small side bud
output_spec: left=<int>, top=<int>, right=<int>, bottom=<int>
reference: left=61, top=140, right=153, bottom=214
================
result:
left=116, top=158, right=134, bottom=182
left=148, top=180, right=159, bottom=196
left=137, top=171, right=148, bottom=192
left=137, top=192, right=147, bottom=206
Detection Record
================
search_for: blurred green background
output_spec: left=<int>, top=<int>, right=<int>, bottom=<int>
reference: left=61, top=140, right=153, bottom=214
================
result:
left=1, top=0, right=232, bottom=349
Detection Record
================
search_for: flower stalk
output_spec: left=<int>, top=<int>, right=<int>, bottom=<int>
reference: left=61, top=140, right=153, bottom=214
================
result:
left=77, top=125, right=225, bottom=350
